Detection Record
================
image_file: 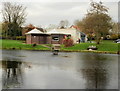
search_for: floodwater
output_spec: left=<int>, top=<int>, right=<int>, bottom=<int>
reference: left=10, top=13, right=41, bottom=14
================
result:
left=0, top=50, right=118, bottom=89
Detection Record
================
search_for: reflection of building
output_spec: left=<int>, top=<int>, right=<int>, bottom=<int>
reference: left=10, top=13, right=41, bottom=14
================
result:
left=26, top=26, right=87, bottom=44
left=2, top=61, right=23, bottom=88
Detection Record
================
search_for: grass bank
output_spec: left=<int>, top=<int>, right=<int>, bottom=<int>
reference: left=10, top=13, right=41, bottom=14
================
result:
left=0, top=39, right=119, bottom=54
left=0, top=39, right=50, bottom=50
left=61, top=40, right=119, bottom=54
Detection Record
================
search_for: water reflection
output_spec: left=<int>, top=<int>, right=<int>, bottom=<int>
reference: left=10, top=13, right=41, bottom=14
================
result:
left=0, top=50, right=118, bottom=89
left=81, top=68, right=107, bottom=89
left=79, top=53, right=113, bottom=89
left=2, top=58, right=23, bottom=88
left=78, top=54, right=108, bottom=89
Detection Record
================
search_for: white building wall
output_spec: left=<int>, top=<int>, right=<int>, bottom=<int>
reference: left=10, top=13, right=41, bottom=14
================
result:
left=47, top=28, right=81, bottom=44
left=57, top=28, right=80, bottom=44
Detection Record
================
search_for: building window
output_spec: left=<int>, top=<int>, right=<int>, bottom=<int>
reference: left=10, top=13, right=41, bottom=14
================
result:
left=52, top=36, right=59, bottom=41
left=64, top=35, right=71, bottom=39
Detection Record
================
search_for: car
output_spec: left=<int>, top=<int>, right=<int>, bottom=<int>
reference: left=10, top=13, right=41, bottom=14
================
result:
left=117, top=41, right=120, bottom=43
left=114, top=39, right=120, bottom=43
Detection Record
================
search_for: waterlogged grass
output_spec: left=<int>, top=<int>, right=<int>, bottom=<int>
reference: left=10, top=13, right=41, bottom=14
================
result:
left=0, top=39, right=119, bottom=53
left=0, top=39, right=50, bottom=50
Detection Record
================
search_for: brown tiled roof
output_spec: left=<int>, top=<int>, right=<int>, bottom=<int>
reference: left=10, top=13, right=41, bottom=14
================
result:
left=70, top=25, right=80, bottom=30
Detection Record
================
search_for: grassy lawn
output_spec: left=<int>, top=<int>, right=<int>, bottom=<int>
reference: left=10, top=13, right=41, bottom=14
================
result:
left=0, top=39, right=119, bottom=53
left=0, top=39, right=50, bottom=50
left=61, top=40, right=119, bottom=53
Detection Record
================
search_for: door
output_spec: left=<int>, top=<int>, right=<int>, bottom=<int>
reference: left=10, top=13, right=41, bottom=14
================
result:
left=39, top=36, right=46, bottom=44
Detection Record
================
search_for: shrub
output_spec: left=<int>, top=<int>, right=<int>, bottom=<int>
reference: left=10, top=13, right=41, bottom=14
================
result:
left=110, top=34, right=118, bottom=40
left=118, top=34, right=120, bottom=39
left=16, top=36, right=26, bottom=40
left=63, top=38, right=74, bottom=47
left=32, top=43, right=37, bottom=47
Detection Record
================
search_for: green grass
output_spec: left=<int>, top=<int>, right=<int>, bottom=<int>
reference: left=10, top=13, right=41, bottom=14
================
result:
left=61, top=40, right=119, bottom=53
left=97, top=40, right=119, bottom=52
left=0, top=39, right=119, bottom=54
left=0, top=39, right=50, bottom=50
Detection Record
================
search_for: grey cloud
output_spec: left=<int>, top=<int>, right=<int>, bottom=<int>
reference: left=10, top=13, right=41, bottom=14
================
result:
left=42, top=2, right=88, bottom=10
left=24, top=2, right=89, bottom=26
left=18, top=2, right=119, bottom=26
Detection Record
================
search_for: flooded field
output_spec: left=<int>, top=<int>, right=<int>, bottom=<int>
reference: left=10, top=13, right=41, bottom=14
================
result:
left=0, top=50, right=118, bottom=89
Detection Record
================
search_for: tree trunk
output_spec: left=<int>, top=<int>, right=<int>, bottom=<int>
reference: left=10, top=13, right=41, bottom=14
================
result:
left=96, top=33, right=101, bottom=44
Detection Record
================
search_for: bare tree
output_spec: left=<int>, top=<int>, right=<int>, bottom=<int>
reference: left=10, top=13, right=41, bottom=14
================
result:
left=59, top=20, right=69, bottom=29
left=48, top=24, right=57, bottom=29
left=76, top=1, right=112, bottom=44
left=2, top=2, right=27, bottom=38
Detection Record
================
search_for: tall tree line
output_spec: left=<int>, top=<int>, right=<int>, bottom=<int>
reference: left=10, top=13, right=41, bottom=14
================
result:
left=2, top=2, right=27, bottom=38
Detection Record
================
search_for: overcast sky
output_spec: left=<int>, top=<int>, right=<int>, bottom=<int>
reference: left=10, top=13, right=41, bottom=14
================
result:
left=0, top=0, right=119, bottom=27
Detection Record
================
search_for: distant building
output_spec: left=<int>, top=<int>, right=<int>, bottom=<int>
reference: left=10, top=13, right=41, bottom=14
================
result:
left=80, top=32, right=86, bottom=42
left=26, top=28, right=69, bottom=44
left=25, top=25, right=87, bottom=44
left=47, top=25, right=87, bottom=43
left=26, top=28, right=51, bottom=44
left=47, top=29, right=70, bottom=44
left=22, top=26, right=44, bottom=36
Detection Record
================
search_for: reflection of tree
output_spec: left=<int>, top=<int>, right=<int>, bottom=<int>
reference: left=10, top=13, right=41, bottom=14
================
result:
left=78, top=53, right=108, bottom=89
left=81, top=68, right=107, bottom=89
left=2, top=59, right=23, bottom=88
